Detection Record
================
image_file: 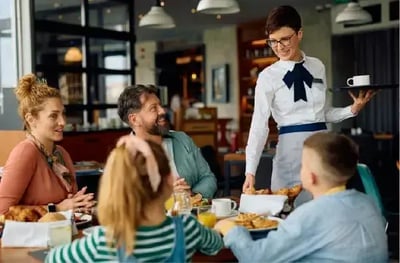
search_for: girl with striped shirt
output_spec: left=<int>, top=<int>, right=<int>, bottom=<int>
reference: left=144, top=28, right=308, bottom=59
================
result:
left=45, top=136, right=223, bottom=262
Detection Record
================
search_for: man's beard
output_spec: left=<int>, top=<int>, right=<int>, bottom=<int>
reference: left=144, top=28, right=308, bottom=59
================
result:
left=148, top=114, right=170, bottom=136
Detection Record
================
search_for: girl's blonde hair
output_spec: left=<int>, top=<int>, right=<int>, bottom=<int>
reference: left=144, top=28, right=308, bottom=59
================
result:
left=97, top=140, right=171, bottom=254
left=15, top=73, right=61, bottom=130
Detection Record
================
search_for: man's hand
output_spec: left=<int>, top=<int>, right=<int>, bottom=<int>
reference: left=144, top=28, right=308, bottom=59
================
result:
left=174, top=178, right=192, bottom=195
left=242, top=173, right=255, bottom=193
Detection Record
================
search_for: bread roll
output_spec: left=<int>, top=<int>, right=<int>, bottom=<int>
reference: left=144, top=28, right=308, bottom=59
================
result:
left=1, top=206, right=47, bottom=223
left=38, top=212, right=67, bottom=222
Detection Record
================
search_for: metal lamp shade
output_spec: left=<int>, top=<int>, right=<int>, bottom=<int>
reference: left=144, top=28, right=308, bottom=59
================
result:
left=139, top=6, right=175, bottom=29
left=196, top=0, right=240, bottom=14
left=335, top=2, right=372, bottom=25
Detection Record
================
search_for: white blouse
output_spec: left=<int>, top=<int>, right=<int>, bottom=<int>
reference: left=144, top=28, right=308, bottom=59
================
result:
left=245, top=52, right=355, bottom=175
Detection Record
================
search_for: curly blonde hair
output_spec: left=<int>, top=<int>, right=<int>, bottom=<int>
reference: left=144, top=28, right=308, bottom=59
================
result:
left=15, top=74, right=61, bottom=130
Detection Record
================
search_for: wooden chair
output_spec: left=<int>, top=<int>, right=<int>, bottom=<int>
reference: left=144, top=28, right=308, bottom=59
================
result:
left=0, top=130, right=26, bottom=166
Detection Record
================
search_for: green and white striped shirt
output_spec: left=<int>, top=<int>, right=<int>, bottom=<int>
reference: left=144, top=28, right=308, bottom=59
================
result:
left=45, top=215, right=223, bottom=262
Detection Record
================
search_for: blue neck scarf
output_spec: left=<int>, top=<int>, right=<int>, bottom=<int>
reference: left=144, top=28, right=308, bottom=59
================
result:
left=282, top=62, right=314, bottom=102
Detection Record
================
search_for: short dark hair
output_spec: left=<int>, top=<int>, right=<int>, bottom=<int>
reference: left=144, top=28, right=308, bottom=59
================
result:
left=117, top=85, right=158, bottom=124
left=265, top=5, right=302, bottom=36
left=304, top=132, right=359, bottom=181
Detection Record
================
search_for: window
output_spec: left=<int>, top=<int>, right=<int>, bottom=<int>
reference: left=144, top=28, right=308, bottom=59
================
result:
left=32, top=0, right=135, bottom=125
left=0, top=0, right=17, bottom=88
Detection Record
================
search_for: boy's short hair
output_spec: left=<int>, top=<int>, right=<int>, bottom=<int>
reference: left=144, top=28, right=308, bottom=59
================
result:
left=265, top=5, right=302, bottom=36
left=304, top=132, right=359, bottom=182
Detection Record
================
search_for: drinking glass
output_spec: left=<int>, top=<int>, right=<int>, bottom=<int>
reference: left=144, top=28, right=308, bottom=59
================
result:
left=197, top=206, right=216, bottom=228
left=171, top=191, right=192, bottom=216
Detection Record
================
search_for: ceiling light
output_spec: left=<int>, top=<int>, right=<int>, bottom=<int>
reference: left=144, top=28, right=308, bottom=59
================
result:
left=139, top=1, right=175, bottom=29
left=335, top=2, right=372, bottom=25
left=196, top=0, right=240, bottom=14
left=64, top=47, right=82, bottom=63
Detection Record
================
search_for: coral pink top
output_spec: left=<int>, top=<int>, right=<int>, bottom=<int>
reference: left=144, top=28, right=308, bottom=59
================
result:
left=0, top=139, right=77, bottom=214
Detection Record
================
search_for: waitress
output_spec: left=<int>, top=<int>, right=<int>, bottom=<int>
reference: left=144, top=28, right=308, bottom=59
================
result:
left=242, top=5, right=376, bottom=201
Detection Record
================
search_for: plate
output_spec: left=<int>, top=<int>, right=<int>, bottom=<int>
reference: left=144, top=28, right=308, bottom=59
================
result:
left=216, top=210, right=239, bottom=220
left=74, top=213, right=92, bottom=226
left=82, top=226, right=98, bottom=236
left=228, top=216, right=283, bottom=232
left=239, top=194, right=288, bottom=216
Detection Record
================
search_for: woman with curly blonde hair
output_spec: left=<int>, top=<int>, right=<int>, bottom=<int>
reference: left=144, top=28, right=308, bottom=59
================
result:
left=46, top=136, right=223, bottom=262
left=0, top=73, right=94, bottom=214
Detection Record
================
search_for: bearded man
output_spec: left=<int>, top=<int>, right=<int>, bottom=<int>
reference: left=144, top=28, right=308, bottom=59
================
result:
left=117, top=85, right=217, bottom=198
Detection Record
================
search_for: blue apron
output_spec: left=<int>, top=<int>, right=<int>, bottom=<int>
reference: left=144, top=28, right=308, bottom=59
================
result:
left=117, top=216, right=186, bottom=263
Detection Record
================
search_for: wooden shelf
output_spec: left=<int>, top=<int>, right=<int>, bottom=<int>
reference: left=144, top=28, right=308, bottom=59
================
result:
left=241, top=76, right=257, bottom=81
left=251, top=56, right=278, bottom=65
left=237, top=19, right=278, bottom=148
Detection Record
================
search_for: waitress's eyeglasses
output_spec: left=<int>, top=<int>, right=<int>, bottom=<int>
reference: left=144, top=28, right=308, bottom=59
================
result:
left=266, top=33, right=296, bottom=48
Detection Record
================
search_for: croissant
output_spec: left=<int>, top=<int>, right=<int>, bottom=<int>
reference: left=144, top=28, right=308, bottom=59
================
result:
left=287, top=184, right=302, bottom=200
left=0, top=205, right=48, bottom=224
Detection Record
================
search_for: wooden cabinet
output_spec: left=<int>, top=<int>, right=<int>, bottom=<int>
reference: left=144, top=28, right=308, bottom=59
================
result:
left=183, top=120, right=217, bottom=148
left=0, top=129, right=130, bottom=166
left=176, top=107, right=218, bottom=149
left=59, top=129, right=130, bottom=163
left=237, top=19, right=279, bottom=147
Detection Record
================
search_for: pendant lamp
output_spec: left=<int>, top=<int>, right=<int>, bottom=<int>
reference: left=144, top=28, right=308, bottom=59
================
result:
left=196, top=0, right=240, bottom=14
left=335, top=1, right=372, bottom=25
left=139, top=0, right=175, bottom=29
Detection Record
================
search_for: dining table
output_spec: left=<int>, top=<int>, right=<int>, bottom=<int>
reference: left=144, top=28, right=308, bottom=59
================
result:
left=0, top=197, right=241, bottom=263
left=0, top=240, right=238, bottom=263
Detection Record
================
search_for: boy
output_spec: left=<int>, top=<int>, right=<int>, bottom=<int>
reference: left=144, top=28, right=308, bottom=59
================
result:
left=217, top=132, right=388, bottom=262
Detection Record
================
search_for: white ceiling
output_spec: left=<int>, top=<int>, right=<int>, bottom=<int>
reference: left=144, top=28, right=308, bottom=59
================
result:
left=136, top=0, right=332, bottom=42
left=34, top=0, right=334, bottom=42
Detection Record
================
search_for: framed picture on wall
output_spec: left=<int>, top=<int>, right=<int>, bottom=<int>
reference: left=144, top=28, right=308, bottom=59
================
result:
left=212, top=64, right=229, bottom=103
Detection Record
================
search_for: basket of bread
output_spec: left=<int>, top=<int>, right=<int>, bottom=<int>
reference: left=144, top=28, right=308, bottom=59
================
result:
left=1, top=205, right=72, bottom=247
left=239, top=184, right=302, bottom=216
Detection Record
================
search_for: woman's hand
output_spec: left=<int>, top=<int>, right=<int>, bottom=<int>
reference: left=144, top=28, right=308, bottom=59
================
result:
left=56, top=187, right=95, bottom=213
left=242, top=173, right=255, bottom=193
left=349, top=89, right=377, bottom=115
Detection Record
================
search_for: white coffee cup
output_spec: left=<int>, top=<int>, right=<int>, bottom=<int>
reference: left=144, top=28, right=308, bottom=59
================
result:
left=211, top=198, right=237, bottom=217
left=346, top=75, right=370, bottom=87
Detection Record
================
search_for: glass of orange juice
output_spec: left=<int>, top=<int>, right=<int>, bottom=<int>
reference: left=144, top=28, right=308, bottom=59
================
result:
left=197, top=206, right=217, bottom=228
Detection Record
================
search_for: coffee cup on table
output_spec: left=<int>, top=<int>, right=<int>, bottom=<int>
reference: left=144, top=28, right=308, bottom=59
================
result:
left=346, top=75, right=370, bottom=87
left=211, top=198, right=237, bottom=217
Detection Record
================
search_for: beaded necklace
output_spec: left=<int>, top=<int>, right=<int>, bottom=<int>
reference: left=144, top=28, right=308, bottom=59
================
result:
left=27, top=133, right=73, bottom=190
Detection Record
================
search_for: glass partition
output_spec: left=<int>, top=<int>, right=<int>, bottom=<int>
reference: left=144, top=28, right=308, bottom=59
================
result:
left=91, top=74, right=130, bottom=104
left=32, top=0, right=135, bottom=125
left=35, top=33, right=84, bottom=66
left=89, top=38, right=130, bottom=70
left=34, top=0, right=82, bottom=25
left=88, top=0, right=129, bottom=32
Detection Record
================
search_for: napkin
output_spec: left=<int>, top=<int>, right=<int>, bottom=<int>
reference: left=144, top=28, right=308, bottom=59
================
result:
left=1, top=210, right=72, bottom=247
left=239, top=194, right=288, bottom=216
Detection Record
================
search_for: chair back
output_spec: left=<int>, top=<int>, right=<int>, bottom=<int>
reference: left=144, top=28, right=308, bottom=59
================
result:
left=0, top=130, right=26, bottom=166
left=356, top=163, right=385, bottom=215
